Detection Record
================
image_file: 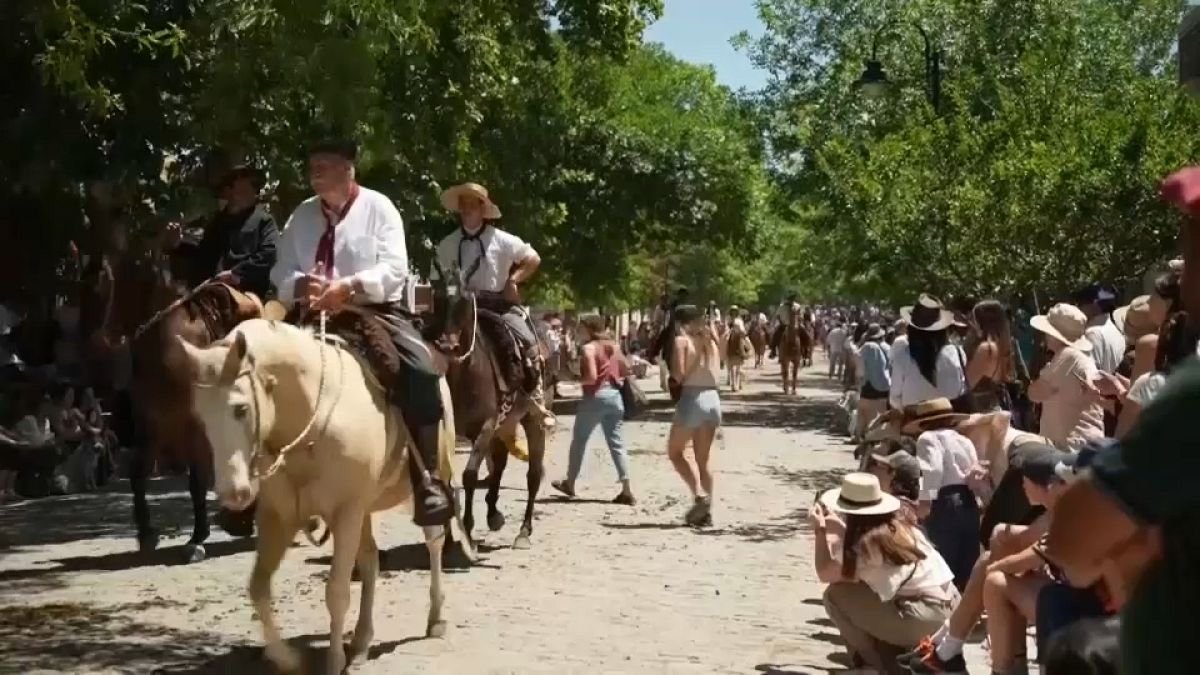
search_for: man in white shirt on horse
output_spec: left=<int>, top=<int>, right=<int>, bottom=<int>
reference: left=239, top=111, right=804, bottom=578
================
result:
left=435, top=183, right=548, bottom=419
left=768, top=293, right=800, bottom=359
left=269, top=138, right=452, bottom=527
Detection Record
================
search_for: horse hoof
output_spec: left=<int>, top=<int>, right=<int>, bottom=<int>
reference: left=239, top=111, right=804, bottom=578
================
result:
left=184, top=543, right=206, bottom=564
left=426, top=620, right=447, bottom=639
left=137, top=532, right=160, bottom=553
left=486, top=511, right=505, bottom=532
left=347, top=630, right=374, bottom=659
left=512, top=533, right=531, bottom=550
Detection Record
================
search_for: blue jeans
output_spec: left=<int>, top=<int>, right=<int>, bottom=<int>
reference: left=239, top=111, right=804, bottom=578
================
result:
left=568, top=387, right=629, bottom=482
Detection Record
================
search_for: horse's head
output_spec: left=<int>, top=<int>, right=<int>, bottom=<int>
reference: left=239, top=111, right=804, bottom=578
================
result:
left=177, top=329, right=275, bottom=511
left=428, top=259, right=478, bottom=359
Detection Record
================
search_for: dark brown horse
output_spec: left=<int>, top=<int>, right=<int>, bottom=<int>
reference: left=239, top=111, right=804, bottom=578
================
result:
left=81, top=251, right=261, bottom=562
left=778, top=312, right=812, bottom=395
left=748, top=322, right=768, bottom=368
left=434, top=289, right=549, bottom=550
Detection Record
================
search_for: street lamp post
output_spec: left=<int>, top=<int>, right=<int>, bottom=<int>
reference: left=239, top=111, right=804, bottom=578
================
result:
left=854, top=23, right=943, bottom=112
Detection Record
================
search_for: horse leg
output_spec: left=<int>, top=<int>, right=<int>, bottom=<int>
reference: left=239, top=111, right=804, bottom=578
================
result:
left=461, top=422, right=496, bottom=544
left=514, top=416, right=546, bottom=550
left=422, top=525, right=448, bottom=638
left=485, top=437, right=509, bottom=532
left=347, top=514, right=378, bottom=663
left=249, top=508, right=300, bottom=673
left=183, top=460, right=210, bottom=564
left=325, top=506, right=365, bottom=675
left=129, top=444, right=159, bottom=552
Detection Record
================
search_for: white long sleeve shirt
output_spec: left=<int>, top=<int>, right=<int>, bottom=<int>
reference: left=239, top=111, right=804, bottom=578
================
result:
left=888, top=340, right=967, bottom=411
left=915, top=428, right=978, bottom=500
left=270, top=187, right=410, bottom=306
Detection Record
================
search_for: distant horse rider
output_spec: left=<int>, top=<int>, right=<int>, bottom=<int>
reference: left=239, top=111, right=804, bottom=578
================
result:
left=164, top=163, right=278, bottom=298
left=269, top=137, right=452, bottom=527
left=768, top=293, right=799, bottom=359
left=436, top=182, right=552, bottom=425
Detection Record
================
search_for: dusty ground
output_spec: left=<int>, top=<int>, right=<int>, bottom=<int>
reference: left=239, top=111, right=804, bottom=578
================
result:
left=0, top=357, right=992, bottom=674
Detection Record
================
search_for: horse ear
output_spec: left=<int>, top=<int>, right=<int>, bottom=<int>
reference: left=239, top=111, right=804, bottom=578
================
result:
left=218, top=330, right=248, bottom=385
left=176, top=335, right=206, bottom=377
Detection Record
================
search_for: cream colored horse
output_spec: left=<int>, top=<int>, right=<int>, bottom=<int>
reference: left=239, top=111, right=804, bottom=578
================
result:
left=180, top=319, right=462, bottom=674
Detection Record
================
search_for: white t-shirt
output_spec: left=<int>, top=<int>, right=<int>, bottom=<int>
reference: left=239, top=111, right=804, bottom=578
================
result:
left=834, top=527, right=955, bottom=601
left=1085, top=317, right=1126, bottom=374
left=271, top=187, right=410, bottom=306
left=437, top=224, right=535, bottom=294
left=888, top=341, right=967, bottom=410
left=1127, top=371, right=1167, bottom=407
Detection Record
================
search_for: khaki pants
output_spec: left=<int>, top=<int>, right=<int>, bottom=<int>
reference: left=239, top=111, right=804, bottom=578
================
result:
left=823, top=582, right=957, bottom=674
left=855, top=396, right=889, bottom=440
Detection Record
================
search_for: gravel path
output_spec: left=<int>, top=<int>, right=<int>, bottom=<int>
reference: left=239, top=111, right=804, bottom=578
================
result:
left=0, top=358, right=991, bottom=674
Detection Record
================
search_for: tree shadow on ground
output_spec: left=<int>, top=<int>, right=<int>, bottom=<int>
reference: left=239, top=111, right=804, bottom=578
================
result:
left=693, top=508, right=811, bottom=543
left=763, top=465, right=849, bottom=493
left=0, top=538, right=255, bottom=601
left=0, top=475, right=204, bottom=551
left=753, top=664, right=819, bottom=675
left=0, top=600, right=233, bottom=674
left=632, top=395, right=838, bottom=432
left=158, top=632, right=436, bottom=674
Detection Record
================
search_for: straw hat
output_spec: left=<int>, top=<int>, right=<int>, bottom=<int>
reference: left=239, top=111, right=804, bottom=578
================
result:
left=900, top=294, right=956, bottom=332
left=1030, top=303, right=1092, bottom=352
left=819, top=472, right=901, bottom=516
left=441, top=182, right=502, bottom=220
left=901, top=398, right=969, bottom=435
left=1115, top=295, right=1156, bottom=342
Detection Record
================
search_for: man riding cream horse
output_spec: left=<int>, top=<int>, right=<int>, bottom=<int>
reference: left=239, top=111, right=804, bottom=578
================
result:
left=435, top=182, right=552, bottom=426
left=269, top=138, right=453, bottom=528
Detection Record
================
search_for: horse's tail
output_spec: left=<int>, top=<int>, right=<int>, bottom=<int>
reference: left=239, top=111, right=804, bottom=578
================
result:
left=304, top=516, right=331, bottom=547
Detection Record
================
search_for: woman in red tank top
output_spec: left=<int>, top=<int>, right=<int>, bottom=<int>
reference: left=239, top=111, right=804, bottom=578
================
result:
left=552, top=315, right=636, bottom=505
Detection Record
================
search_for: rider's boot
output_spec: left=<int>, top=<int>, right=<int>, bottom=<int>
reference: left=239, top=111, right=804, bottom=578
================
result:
left=408, top=422, right=454, bottom=527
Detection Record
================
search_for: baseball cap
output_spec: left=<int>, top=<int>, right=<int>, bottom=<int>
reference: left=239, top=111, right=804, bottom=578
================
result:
left=1019, top=443, right=1078, bottom=487
left=870, top=450, right=929, bottom=480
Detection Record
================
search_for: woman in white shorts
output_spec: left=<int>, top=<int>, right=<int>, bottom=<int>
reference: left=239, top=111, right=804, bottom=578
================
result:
left=668, top=305, right=723, bottom=526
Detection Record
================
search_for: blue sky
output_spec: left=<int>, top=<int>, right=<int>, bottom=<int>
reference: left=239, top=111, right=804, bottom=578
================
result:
left=643, top=0, right=768, bottom=91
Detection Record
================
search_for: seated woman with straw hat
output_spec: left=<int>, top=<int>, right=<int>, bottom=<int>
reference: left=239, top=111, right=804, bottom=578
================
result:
left=810, top=472, right=959, bottom=673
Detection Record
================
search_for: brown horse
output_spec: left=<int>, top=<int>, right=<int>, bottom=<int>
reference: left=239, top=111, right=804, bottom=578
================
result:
left=748, top=323, right=768, bottom=368
left=81, top=251, right=261, bottom=561
left=800, top=320, right=815, bottom=367
left=435, top=289, right=549, bottom=550
left=777, top=313, right=809, bottom=395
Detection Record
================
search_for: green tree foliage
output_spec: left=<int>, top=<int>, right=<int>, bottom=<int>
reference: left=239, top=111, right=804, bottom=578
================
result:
left=745, top=0, right=1200, bottom=303
left=3, top=0, right=779, bottom=315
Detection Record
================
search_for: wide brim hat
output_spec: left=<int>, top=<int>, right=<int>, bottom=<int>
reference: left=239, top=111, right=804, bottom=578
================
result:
left=864, top=323, right=885, bottom=340
left=217, top=164, right=266, bottom=191
left=1115, top=295, right=1156, bottom=342
left=900, top=294, right=956, bottom=332
left=819, top=472, right=901, bottom=516
left=901, top=398, right=969, bottom=435
left=1031, top=303, right=1093, bottom=352
left=441, top=182, right=502, bottom=220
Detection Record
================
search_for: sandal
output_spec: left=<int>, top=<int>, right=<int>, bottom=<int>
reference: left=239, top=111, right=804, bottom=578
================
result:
left=612, top=492, right=637, bottom=506
left=551, top=480, right=576, bottom=498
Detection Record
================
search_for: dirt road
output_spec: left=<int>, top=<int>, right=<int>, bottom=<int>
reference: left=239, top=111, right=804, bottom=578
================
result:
left=0, top=360, right=989, bottom=674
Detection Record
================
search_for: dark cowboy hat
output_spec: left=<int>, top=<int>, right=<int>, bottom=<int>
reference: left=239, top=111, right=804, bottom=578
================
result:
left=217, top=164, right=266, bottom=191
left=674, top=304, right=703, bottom=324
left=899, top=294, right=956, bottom=332
left=864, top=323, right=885, bottom=341
left=901, top=398, right=969, bottom=435
left=308, top=137, right=359, bottom=162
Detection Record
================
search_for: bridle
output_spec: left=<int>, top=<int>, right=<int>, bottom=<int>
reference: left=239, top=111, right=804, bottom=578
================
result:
left=197, top=312, right=339, bottom=480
